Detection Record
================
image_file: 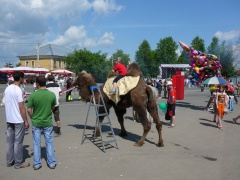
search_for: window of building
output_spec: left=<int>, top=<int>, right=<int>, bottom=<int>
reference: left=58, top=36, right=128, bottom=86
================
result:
left=54, top=60, right=57, bottom=68
left=26, top=61, right=29, bottom=67
left=31, top=61, right=34, bottom=68
left=59, top=61, right=61, bottom=68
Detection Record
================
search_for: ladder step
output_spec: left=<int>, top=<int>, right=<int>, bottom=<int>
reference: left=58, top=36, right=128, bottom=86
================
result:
left=100, top=122, right=111, bottom=125
left=97, top=113, right=108, bottom=116
left=89, top=103, right=104, bottom=107
left=94, top=104, right=105, bottom=107
left=103, top=140, right=116, bottom=145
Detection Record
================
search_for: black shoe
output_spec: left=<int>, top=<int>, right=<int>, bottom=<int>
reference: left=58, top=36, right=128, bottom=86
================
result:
left=55, top=131, right=61, bottom=135
left=7, top=161, right=15, bottom=167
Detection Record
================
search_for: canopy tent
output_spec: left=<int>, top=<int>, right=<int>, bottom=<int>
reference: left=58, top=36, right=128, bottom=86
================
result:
left=14, top=66, right=35, bottom=73
left=33, top=67, right=49, bottom=74
left=0, top=67, right=15, bottom=74
left=159, top=64, right=190, bottom=79
left=51, top=69, right=75, bottom=76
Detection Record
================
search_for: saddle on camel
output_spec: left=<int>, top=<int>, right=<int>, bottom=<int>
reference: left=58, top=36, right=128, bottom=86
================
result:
left=76, top=63, right=164, bottom=147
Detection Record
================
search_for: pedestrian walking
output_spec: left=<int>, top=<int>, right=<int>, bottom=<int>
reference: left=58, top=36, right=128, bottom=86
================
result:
left=46, top=75, right=62, bottom=135
left=215, top=85, right=229, bottom=130
left=66, top=77, right=73, bottom=101
left=4, top=71, right=30, bottom=169
left=27, top=76, right=57, bottom=170
left=233, top=115, right=240, bottom=124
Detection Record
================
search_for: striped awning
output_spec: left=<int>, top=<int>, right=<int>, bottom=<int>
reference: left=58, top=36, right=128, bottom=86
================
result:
left=160, top=64, right=190, bottom=68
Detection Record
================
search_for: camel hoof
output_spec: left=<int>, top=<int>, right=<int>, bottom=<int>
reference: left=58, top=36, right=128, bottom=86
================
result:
left=134, top=142, right=143, bottom=147
left=119, top=131, right=127, bottom=137
left=156, top=142, right=164, bottom=147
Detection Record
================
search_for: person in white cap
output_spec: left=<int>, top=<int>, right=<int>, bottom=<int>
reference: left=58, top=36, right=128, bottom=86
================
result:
left=166, top=81, right=176, bottom=128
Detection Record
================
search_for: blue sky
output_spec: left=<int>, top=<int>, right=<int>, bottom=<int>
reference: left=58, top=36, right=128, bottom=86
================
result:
left=0, top=0, right=240, bottom=68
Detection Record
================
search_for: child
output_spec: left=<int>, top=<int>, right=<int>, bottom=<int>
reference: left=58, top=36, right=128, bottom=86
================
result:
left=111, top=57, right=127, bottom=94
left=215, top=85, right=229, bottom=129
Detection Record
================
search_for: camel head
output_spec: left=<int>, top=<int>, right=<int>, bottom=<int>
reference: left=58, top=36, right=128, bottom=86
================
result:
left=76, top=71, right=97, bottom=101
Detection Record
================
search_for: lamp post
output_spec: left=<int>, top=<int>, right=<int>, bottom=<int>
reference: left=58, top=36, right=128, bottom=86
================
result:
left=37, top=42, right=40, bottom=67
left=37, top=33, right=45, bottom=68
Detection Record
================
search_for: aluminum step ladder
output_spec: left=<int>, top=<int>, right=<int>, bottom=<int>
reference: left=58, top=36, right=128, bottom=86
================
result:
left=81, top=85, right=119, bottom=153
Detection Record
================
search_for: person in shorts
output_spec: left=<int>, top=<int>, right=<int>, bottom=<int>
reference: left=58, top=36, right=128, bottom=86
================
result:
left=166, top=81, right=176, bottom=128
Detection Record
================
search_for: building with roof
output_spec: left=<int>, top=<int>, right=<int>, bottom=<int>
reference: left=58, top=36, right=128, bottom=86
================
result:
left=17, top=44, right=73, bottom=71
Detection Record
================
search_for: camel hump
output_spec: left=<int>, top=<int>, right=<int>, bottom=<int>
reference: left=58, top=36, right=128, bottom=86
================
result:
left=126, top=62, right=142, bottom=77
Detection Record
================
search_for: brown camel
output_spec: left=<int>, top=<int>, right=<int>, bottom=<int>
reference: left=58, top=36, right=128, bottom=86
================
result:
left=76, top=63, right=164, bottom=147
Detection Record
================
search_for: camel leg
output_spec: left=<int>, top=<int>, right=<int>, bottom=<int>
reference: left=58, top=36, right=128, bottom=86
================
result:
left=134, top=107, right=151, bottom=147
left=148, top=105, right=164, bottom=147
left=134, top=120, right=151, bottom=147
left=114, top=107, right=127, bottom=137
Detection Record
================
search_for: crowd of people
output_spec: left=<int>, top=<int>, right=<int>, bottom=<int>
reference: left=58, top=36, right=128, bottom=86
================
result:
left=205, top=81, right=240, bottom=129
left=2, top=61, right=240, bottom=170
left=2, top=71, right=78, bottom=170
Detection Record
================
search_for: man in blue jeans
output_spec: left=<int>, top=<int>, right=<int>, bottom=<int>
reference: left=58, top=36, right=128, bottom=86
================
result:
left=27, top=76, right=57, bottom=170
left=4, top=71, right=30, bottom=169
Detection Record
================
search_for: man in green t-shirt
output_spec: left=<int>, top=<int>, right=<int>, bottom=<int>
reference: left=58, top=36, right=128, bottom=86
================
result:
left=27, top=76, right=57, bottom=170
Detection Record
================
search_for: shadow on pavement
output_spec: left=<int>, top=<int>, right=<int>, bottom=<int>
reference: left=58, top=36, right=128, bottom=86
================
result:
left=23, top=145, right=31, bottom=160
left=68, top=124, right=157, bottom=147
left=177, top=101, right=205, bottom=111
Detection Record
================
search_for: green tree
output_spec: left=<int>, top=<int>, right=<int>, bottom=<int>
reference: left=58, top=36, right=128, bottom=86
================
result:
left=177, top=51, right=189, bottom=64
left=207, top=36, right=221, bottom=55
left=4, top=62, right=13, bottom=68
left=155, top=37, right=178, bottom=65
left=16, top=62, right=21, bottom=67
left=207, top=37, right=235, bottom=77
left=111, top=49, right=131, bottom=67
left=219, top=41, right=235, bottom=77
left=135, top=40, right=155, bottom=77
left=191, top=36, right=206, bottom=53
left=64, top=48, right=111, bottom=83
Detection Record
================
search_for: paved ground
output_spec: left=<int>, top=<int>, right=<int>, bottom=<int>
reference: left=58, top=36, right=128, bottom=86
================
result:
left=0, top=84, right=240, bottom=180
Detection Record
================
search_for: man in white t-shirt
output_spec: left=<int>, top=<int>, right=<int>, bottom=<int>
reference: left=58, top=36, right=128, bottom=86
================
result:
left=4, top=71, right=30, bottom=169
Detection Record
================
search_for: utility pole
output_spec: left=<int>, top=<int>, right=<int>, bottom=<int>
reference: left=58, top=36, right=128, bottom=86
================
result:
left=37, top=33, right=45, bottom=68
left=37, top=42, right=40, bottom=67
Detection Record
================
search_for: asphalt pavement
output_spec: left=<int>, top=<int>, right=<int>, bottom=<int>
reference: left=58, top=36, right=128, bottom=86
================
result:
left=0, top=84, right=240, bottom=180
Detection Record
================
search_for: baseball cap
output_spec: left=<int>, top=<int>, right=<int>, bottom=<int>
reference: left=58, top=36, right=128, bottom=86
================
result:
left=166, top=81, right=172, bottom=86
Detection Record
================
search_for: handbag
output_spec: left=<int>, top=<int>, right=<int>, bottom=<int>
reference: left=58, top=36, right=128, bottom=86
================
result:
left=165, top=112, right=171, bottom=120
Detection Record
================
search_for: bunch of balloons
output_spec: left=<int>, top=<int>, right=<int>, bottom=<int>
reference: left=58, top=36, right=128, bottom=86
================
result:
left=179, top=41, right=222, bottom=85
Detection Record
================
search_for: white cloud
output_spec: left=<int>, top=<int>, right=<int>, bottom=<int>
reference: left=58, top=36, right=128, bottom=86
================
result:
left=214, top=30, right=240, bottom=41
left=92, top=0, right=123, bottom=15
left=51, top=26, right=87, bottom=46
left=30, top=0, right=44, bottom=9
left=98, top=32, right=115, bottom=46
left=0, top=0, right=123, bottom=67
left=51, top=26, right=115, bottom=48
